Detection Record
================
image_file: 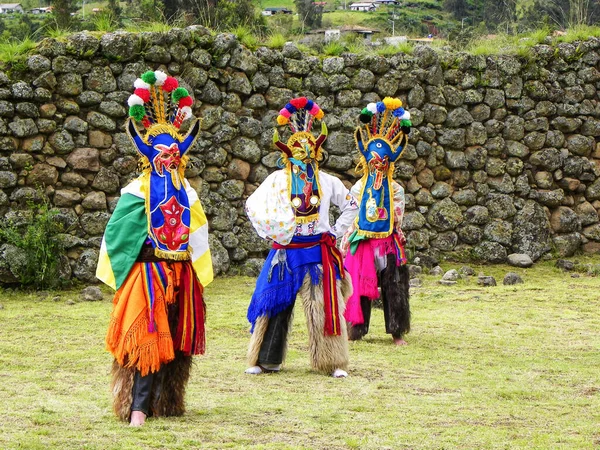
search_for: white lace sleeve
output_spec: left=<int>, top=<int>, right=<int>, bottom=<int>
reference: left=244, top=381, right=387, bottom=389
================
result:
left=245, top=171, right=296, bottom=245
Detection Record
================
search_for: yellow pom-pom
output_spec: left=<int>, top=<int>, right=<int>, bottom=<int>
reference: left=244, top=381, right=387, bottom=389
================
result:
left=315, top=109, right=325, bottom=120
left=382, top=97, right=395, bottom=109
left=384, top=97, right=402, bottom=109
left=277, top=115, right=289, bottom=125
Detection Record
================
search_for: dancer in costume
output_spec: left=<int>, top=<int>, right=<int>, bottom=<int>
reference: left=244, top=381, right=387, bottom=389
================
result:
left=96, top=70, right=213, bottom=426
left=341, top=98, right=412, bottom=345
left=245, top=97, right=359, bottom=378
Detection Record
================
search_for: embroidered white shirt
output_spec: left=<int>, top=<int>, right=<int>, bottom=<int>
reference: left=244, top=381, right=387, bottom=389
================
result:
left=246, top=169, right=359, bottom=245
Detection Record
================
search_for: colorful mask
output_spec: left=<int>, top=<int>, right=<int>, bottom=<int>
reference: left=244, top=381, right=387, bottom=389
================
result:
left=126, top=70, right=200, bottom=258
left=354, top=97, right=412, bottom=238
left=273, top=97, right=327, bottom=223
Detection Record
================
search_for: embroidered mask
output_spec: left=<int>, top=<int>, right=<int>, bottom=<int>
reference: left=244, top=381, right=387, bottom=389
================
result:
left=273, top=98, right=327, bottom=223
left=125, top=70, right=200, bottom=257
left=354, top=97, right=412, bottom=237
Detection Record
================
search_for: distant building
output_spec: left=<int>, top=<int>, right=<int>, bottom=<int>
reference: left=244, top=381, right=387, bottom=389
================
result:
left=0, top=3, right=24, bottom=13
left=262, top=7, right=293, bottom=16
left=349, top=2, right=376, bottom=12
left=340, top=24, right=379, bottom=41
left=30, top=7, right=51, bottom=14
left=373, top=0, right=400, bottom=5
left=384, top=35, right=408, bottom=45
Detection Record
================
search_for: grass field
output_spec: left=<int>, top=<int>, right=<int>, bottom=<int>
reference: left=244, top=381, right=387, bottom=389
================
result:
left=0, top=258, right=599, bottom=449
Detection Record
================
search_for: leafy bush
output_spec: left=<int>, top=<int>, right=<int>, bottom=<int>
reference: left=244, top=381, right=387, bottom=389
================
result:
left=231, top=25, right=260, bottom=50
left=323, top=40, right=345, bottom=56
left=265, top=32, right=287, bottom=49
left=0, top=197, right=68, bottom=290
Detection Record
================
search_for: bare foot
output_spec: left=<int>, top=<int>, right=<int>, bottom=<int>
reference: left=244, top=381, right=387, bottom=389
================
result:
left=393, top=338, right=408, bottom=346
left=130, top=410, right=146, bottom=426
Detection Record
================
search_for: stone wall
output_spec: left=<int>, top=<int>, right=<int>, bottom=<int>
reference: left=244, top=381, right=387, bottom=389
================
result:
left=0, top=26, right=600, bottom=283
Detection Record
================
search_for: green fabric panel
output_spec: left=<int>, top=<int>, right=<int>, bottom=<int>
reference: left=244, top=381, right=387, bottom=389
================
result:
left=104, top=193, right=148, bottom=289
left=349, top=230, right=367, bottom=255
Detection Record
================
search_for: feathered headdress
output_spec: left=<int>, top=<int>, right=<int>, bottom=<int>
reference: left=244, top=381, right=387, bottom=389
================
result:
left=127, top=70, right=195, bottom=142
left=357, top=97, right=412, bottom=147
left=125, top=70, right=201, bottom=189
left=273, top=97, right=328, bottom=166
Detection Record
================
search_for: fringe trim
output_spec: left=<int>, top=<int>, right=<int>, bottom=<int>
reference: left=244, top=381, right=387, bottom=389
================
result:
left=154, top=248, right=191, bottom=261
left=295, top=214, right=320, bottom=224
left=106, top=308, right=175, bottom=377
left=355, top=229, right=392, bottom=239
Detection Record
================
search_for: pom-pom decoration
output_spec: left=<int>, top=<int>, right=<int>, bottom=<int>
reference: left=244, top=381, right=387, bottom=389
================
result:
left=178, top=96, right=193, bottom=108
left=180, top=106, right=193, bottom=120
left=127, top=94, right=145, bottom=107
left=141, top=71, right=156, bottom=85
left=134, top=88, right=151, bottom=103
left=172, top=87, right=189, bottom=103
left=276, top=98, right=324, bottom=133
left=162, top=76, right=179, bottom=92
left=154, top=70, right=167, bottom=86
left=127, top=72, right=194, bottom=131
left=134, top=78, right=151, bottom=90
left=129, top=104, right=146, bottom=121
left=357, top=96, right=411, bottom=145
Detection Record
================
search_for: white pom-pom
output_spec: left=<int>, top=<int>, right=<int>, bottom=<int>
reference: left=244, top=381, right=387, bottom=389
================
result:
left=366, top=103, right=378, bottom=114
left=400, top=111, right=411, bottom=120
left=133, top=78, right=151, bottom=90
left=180, top=106, right=192, bottom=120
left=127, top=94, right=144, bottom=107
left=154, top=71, right=167, bottom=86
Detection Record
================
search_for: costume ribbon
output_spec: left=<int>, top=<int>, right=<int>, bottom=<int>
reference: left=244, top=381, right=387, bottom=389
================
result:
left=272, top=233, right=344, bottom=336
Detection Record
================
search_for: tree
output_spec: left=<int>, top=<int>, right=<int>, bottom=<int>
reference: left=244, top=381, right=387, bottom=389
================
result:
left=443, top=0, right=469, bottom=20
left=295, top=0, right=324, bottom=31
left=51, top=0, right=76, bottom=30
left=107, top=0, right=122, bottom=26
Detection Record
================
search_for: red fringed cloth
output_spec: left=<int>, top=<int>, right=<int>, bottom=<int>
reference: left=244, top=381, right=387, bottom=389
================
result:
left=273, top=233, right=345, bottom=336
left=106, top=260, right=205, bottom=376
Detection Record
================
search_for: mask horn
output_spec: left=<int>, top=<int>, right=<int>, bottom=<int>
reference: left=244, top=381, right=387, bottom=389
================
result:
left=126, top=118, right=152, bottom=158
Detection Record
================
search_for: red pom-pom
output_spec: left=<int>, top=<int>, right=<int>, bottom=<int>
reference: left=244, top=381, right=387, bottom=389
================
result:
left=142, top=116, right=151, bottom=128
left=178, top=96, right=193, bottom=108
left=134, top=88, right=151, bottom=103
left=289, top=97, right=307, bottom=109
left=163, top=76, right=179, bottom=92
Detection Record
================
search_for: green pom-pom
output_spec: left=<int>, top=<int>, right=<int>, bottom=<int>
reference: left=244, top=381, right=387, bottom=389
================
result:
left=400, top=119, right=412, bottom=128
left=129, top=104, right=146, bottom=121
left=359, top=108, right=373, bottom=124
left=141, top=71, right=156, bottom=85
left=172, top=87, right=189, bottom=102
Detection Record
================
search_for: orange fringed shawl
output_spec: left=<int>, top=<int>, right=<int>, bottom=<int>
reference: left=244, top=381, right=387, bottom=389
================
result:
left=106, top=261, right=205, bottom=376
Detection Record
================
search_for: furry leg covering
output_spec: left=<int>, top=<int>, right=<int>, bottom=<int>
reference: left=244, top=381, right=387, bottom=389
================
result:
left=111, top=359, right=135, bottom=422
left=301, top=272, right=352, bottom=373
left=382, top=259, right=411, bottom=338
left=247, top=310, right=294, bottom=367
left=247, top=315, right=269, bottom=367
left=110, top=353, right=192, bottom=421
left=152, top=352, right=192, bottom=417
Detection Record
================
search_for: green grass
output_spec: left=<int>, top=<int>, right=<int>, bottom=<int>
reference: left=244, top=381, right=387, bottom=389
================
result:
left=0, top=37, right=37, bottom=64
left=231, top=25, right=260, bottom=50
left=265, top=32, right=287, bottom=49
left=555, top=25, right=600, bottom=43
left=0, top=258, right=599, bottom=449
left=125, top=21, right=172, bottom=33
